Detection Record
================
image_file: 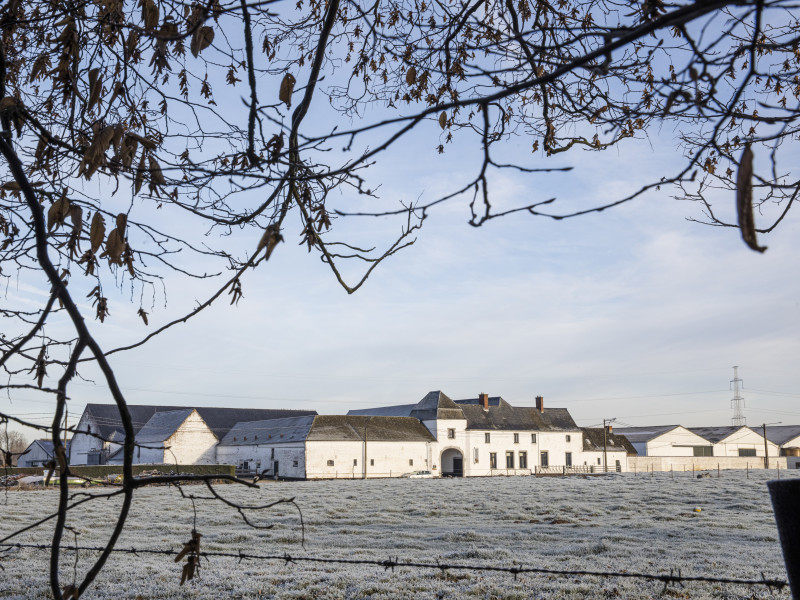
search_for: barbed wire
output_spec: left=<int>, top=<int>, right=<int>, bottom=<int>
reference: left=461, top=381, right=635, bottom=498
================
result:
left=0, top=542, right=788, bottom=593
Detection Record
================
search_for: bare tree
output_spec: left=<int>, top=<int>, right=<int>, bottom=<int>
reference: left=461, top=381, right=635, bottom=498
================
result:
left=1, top=0, right=798, bottom=597
left=0, top=429, right=27, bottom=466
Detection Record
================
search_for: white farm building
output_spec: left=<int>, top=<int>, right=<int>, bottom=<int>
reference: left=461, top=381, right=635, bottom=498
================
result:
left=216, top=415, right=436, bottom=479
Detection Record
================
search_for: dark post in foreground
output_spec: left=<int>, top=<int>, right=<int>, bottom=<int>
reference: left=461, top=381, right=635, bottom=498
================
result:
left=768, top=479, right=800, bottom=599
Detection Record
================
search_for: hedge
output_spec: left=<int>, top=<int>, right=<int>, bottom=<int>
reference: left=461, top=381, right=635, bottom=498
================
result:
left=2, top=464, right=236, bottom=479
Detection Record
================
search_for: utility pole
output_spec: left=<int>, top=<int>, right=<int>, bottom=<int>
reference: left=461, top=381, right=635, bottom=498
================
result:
left=603, top=418, right=616, bottom=473
left=363, top=421, right=368, bottom=480
left=731, top=366, right=746, bottom=426
left=762, top=421, right=782, bottom=469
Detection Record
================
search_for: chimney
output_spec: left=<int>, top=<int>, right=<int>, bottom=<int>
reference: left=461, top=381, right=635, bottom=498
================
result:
left=535, top=395, right=544, bottom=413
left=479, top=393, right=489, bottom=410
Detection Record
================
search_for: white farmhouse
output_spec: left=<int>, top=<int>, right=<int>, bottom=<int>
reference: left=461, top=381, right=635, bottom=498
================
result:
left=688, top=426, right=779, bottom=458
left=349, top=391, right=604, bottom=475
left=216, top=415, right=436, bottom=479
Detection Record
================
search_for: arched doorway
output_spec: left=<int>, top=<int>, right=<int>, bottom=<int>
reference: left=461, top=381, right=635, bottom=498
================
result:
left=441, top=448, right=464, bottom=477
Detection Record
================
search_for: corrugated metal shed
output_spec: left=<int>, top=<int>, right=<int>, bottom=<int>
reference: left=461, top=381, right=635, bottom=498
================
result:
left=688, top=426, right=752, bottom=443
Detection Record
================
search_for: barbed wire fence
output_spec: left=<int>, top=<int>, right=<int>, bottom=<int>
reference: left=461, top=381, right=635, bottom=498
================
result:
left=0, top=541, right=789, bottom=596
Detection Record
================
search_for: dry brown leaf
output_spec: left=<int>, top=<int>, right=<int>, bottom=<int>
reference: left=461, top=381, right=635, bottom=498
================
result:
left=137, top=308, right=149, bottom=326
left=256, top=224, right=284, bottom=261
left=0, top=97, right=17, bottom=112
left=439, top=111, right=447, bottom=129
left=279, top=73, right=296, bottom=108
left=47, top=193, right=70, bottom=232
left=80, top=126, right=116, bottom=179
left=116, top=213, right=128, bottom=235
left=736, top=144, right=767, bottom=253
left=102, top=228, right=125, bottom=265
left=142, top=0, right=159, bottom=30
left=148, top=155, right=166, bottom=188
left=89, top=212, right=105, bottom=253
left=120, top=135, right=139, bottom=169
left=406, top=66, right=417, bottom=86
left=134, top=152, right=147, bottom=194
left=191, top=26, right=215, bottom=57
left=88, top=67, right=103, bottom=111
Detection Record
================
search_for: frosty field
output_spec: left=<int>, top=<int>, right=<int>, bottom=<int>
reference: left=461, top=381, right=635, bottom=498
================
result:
left=0, top=470, right=797, bottom=599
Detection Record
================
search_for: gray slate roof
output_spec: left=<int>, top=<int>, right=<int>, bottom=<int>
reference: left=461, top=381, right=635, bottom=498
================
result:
left=220, top=415, right=436, bottom=444
left=347, top=404, right=417, bottom=417
left=219, top=416, right=316, bottom=446
left=688, top=426, right=753, bottom=443
left=581, top=428, right=637, bottom=454
left=135, top=409, right=195, bottom=444
left=764, top=425, right=800, bottom=446
left=309, top=416, right=436, bottom=442
left=83, top=404, right=316, bottom=440
left=23, top=439, right=71, bottom=458
left=409, top=391, right=465, bottom=421
left=456, top=397, right=537, bottom=431
left=613, top=425, right=683, bottom=443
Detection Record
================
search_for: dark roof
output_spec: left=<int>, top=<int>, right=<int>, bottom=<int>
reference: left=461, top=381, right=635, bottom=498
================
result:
left=764, top=425, right=800, bottom=446
left=347, top=404, right=416, bottom=417
left=136, top=409, right=195, bottom=444
left=455, top=397, right=503, bottom=407
left=83, top=404, right=317, bottom=440
left=219, top=416, right=316, bottom=446
left=25, top=439, right=71, bottom=456
left=220, top=415, right=436, bottom=444
left=581, top=428, right=637, bottom=454
left=526, top=407, right=581, bottom=431
left=688, top=426, right=753, bottom=443
left=409, top=391, right=466, bottom=421
left=456, top=397, right=537, bottom=431
left=307, top=416, right=436, bottom=442
left=613, top=425, right=683, bottom=443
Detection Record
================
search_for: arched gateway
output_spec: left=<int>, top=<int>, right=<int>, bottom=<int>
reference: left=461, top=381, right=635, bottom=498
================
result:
left=440, top=448, right=464, bottom=477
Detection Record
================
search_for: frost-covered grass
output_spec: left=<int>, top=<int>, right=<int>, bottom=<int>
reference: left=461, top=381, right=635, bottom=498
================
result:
left=0, top=469, right=797, bottom=599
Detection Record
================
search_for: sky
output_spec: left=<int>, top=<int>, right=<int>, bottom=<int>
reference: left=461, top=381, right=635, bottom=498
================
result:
left=3, top=13, right=800, bottom=441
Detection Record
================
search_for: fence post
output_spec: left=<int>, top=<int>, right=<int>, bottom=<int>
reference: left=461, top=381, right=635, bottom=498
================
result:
left=767, top=479, right=800, bottom=599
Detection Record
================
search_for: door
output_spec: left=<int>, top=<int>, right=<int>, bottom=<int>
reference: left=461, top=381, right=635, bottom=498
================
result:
left=540, top=451, right=549, bottom=467
left=452, top=456, right=463, bottom=477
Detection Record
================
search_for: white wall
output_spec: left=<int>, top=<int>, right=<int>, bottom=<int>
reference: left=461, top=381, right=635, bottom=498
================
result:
left=134, top=411, right=218, bottom=465
left=216, top=442, right=306, bottom=478
left=69, top=412, right=105, bottom=465
left=306, top=440, right=431, bottom=479
left=581, top=450, right=628, bottom=472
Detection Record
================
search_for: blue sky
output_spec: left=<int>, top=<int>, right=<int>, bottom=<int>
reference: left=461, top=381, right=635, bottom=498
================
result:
left=6, top=138, right=799, bottom=436
left=4, top=25, right=800, bottom=439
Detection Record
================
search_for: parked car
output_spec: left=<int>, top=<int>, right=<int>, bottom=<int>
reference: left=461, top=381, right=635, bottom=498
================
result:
left=402, top=470, right=434, bottom=478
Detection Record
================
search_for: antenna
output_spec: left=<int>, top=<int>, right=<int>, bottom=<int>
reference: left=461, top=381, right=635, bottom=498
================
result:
left=730, top=366, right=746, bottom=426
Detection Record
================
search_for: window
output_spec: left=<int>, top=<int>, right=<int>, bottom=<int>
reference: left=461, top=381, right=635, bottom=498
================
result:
left=513, top=433, right=520, bottom=444
left=485, top=432, right=491, bottom=443
left=447, top=428, right=455, bottom=439
left=531, top=433, right=537, bottom=444
left=489, top=452, right=497, bottom=469
left=694, top=446, right=713, bottom=457
left=505, top=451, right=515, bottom=469
left=565, top=452, right=572, bottom=467
left=597, top=458, right=601, bottom=465
left=566, top=435, right=571, bottom=442
left=409, top=459, right=413, bottom=466
left=327, top=460, right=334, bottom=467
left=370, top=459, right=374, bottom=466
left=353, top=459, right=358, bottom=466
left=292, top=460, right=298, bottom=468
left=519, top=451, right=528, bottom=469
left=739, top=448, right=757, bottom=457
left=540, top=451, right=549, bottom=467
left=473, top=447, right=479, bottom=463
